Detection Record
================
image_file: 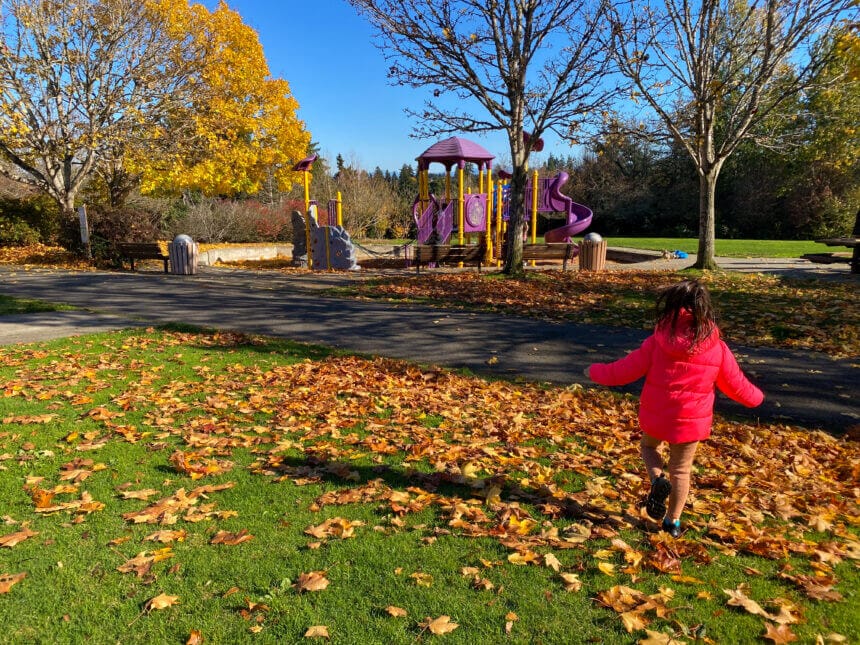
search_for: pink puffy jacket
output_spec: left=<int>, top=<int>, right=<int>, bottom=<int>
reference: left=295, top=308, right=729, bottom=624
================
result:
left=588, top=311, right=764, bottom=443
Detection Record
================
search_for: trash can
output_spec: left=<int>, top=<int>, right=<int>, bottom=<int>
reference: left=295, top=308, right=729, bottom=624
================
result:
left=579, top=233, right=607, bottom=271
left=168, top=234, right=199, bottom=275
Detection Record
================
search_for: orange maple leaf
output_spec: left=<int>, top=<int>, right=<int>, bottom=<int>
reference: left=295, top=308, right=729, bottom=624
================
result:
left=0, top=572, right=26, bottom=594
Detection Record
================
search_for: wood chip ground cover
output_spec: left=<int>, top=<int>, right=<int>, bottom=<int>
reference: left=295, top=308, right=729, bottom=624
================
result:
left=0, top=329, right=856, bottom=643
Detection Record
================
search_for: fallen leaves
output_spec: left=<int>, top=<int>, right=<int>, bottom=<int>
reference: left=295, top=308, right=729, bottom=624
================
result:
left=170, top=450, right=233, bottom=480
left=117, top=548, right=174, bottom=578
left=420, top=615, right=459, bottom=635
left=0, top=572, right=26, bottom=593
left=0, top=328, right=857, bottom=642
left=294, top=571, right=330, bottom=593
left=143, top=593, right=180, bottom=611
left=350, top=271, right=859, bottom=357
left=763, top=622, right=799, bottom=644
left=304, top=517, right=364, bottom=540
left=210, top=529, right=253, bottom=546
left=304, top=625, right=330, bottom=639
left=0, top=527, right=38, bottom=548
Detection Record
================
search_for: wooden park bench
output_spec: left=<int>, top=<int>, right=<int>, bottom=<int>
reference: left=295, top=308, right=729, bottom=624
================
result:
left=117, top=242, right=169, bottom=273
left=520, top=243, right=578, bottom=271
left=414, top=244, right=485, bottom=274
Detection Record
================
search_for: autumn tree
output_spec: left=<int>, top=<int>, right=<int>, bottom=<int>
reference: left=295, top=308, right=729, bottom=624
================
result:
left=348, top=0, right=619, bottom=275
left=0, top=0, right=199, bottom=238
left=609, top=0, right=856, bottom=269
left=131, top=1, right=311, bottom=200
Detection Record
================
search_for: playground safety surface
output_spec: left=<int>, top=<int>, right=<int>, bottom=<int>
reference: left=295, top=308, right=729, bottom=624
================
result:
left=0, top=255, right=856, bottom=435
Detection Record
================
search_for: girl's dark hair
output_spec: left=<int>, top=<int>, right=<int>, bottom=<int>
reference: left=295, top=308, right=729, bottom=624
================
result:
left=655, top=279, right=716, bottom=347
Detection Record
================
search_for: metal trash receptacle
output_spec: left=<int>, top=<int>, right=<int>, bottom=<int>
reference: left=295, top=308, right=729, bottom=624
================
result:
left=168, top=234, right=199, bottom=275
left=579, top=234, right=607, bottom=271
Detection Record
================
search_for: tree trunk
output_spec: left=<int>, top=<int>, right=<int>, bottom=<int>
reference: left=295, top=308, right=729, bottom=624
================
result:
left=503, top=164, right=528, bottom=276
left=694, top=167, right=720, bottom=270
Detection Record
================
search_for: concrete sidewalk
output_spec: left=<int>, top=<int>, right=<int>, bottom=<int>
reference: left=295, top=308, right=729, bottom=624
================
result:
left=0, top=264, right=856, bottom=433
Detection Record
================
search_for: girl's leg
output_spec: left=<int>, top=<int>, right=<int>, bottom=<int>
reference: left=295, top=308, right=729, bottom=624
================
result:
left=639, top=433, right=664, bottom=482
left=666, top=441, right=699, bottom=521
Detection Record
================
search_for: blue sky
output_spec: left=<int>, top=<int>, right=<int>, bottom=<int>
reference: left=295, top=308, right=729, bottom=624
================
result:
left=208, top=0, right=564, bottom=173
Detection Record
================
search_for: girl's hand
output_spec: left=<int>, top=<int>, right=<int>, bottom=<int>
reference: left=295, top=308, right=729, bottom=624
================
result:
left=582, top=366, right=591, bottom=379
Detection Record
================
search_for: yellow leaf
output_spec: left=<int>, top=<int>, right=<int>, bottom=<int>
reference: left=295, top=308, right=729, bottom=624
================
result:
left=544, top=553, right=562, bottom=572
left=598, top=562, right=616, bottom=576
left=144, top=593, right=179, bottom=612
left=410, top=572, right=434, bottom=587
left=559, top=572, right=582, bottom=592
left=621, top=610, right=649, bottom=633
left=422, top=615, right=459, bottom=635
left=638, top=629, right=685, bottom=644
left=508, top=550, right=540, bottom=565
left=304, top=625, right=330, bottom=639
left=386, top=606, right=408, bottom=617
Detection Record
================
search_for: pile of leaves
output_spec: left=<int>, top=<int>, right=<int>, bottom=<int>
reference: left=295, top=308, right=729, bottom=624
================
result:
left=347, top=271, right=859, bottom=358
left=0, top=244, right=94, bottom=270
left=0, top=330, right=857, bottom=642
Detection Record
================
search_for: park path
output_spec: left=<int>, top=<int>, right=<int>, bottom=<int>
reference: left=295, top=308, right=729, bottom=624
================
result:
left=0, top=264, right=856, bottom=434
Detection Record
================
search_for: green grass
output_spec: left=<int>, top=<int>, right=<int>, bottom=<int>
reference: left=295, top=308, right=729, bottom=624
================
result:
left=0, top=294, right=74, bottom=315
left=0, top=329, right=856, bottom=643
left=596, top=237, right=825, bottom=258
left=365, top=236, right=826, bottom=258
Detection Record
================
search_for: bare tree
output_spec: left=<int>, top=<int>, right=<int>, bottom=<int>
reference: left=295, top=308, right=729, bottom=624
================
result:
left=0, top=0, right=198, bottom=241
left=348, top=0, right=618, bottom=275
left=610, top=0, right=855, bottom=269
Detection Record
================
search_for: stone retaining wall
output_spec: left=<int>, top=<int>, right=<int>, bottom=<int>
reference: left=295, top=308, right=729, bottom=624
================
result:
left=197, top=244, right=292, bottom=266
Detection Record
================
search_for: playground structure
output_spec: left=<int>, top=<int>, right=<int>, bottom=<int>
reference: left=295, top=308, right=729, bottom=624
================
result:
left=291, top=154, right=359, bottom=270
left=413, top=136, right=593, bottom=264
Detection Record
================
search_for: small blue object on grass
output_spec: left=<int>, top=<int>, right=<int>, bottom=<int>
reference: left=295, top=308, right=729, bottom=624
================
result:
left=673, top=250, right=688, bottom=259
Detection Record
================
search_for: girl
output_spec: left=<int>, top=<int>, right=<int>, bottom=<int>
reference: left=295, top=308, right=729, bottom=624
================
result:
left=586, top=279, right=763, bottom=537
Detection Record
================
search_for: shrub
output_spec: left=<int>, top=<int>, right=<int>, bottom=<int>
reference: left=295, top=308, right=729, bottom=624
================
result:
left=0, top=216, right=41, bottom=246
left=0, top=195, right=61, bottom=244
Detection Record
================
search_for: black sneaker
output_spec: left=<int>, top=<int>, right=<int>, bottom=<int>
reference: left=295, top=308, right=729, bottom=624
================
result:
left=645, top=474, right=672, bottom=520
left=662, top=518, right=682, bottom=538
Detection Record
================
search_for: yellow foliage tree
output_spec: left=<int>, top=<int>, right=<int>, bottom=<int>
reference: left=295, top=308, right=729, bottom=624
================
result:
left=132, top=1, right=311, bottom=197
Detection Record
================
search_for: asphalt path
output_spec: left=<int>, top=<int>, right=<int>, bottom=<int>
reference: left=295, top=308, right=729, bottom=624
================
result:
left=0, top=265, right=856, bottom=434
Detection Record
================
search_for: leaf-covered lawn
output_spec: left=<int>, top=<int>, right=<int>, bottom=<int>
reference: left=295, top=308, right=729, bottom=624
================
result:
left=0, top=329, right=857, bottom=643
left=344, top=271, right=860, bottom=358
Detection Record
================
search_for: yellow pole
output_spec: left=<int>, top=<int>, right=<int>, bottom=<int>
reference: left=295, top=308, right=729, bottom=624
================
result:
left=420, top=170, right=428, bottom=219
left=336, top=191, right=343, bottom=227
left=530, top=170, right=538, bottom=266
left=531, top=169, right=538, bottom=245
left=458, top=166, right=465, bottom=246
left=496, top=181, right=503, bottom=265
left=303, top=170, right=312, bottom=269
left=485, top=170, right=493, bottom=264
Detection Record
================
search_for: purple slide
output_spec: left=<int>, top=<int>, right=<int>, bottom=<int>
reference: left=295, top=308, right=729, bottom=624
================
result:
left=534, top=172, right=593, bottom=243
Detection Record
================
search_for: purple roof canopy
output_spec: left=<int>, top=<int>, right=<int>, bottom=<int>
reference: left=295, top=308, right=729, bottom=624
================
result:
left=416, top=137, right=494, bottom=171
left=292, top=154, right=318, bottom=172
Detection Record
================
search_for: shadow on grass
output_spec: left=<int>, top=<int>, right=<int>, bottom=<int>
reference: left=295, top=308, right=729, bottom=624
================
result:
left=264, top=453, right=647, bottom=533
